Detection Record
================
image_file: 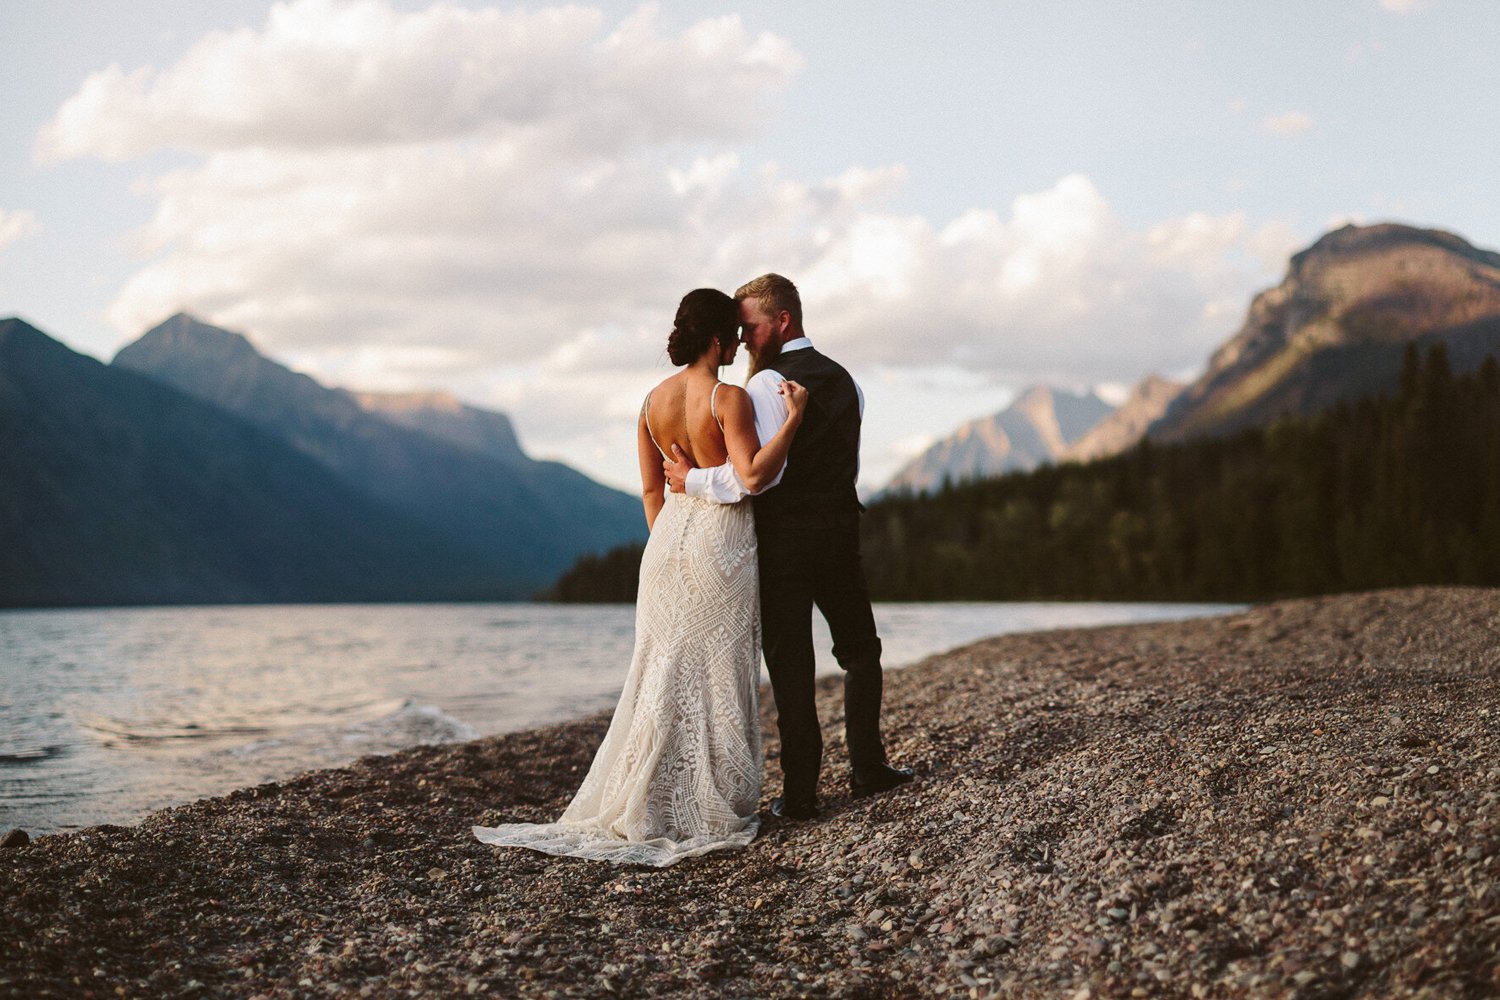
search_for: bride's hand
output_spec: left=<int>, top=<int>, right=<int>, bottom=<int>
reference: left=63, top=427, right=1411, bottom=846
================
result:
left=779, top=379, right=808, bottom=419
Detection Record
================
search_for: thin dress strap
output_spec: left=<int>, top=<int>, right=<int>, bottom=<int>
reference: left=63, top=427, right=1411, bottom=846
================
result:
left=642, top=390, right=667, bottom=460
left=710, top=382, right=724, bottom=430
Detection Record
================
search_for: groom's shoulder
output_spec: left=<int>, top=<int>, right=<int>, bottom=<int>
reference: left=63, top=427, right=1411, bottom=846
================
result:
left=787, top=347, right=853, bottom=382
left=744, top=368, right=786, bottom=410
left=746, top=369, right=786, bottom=399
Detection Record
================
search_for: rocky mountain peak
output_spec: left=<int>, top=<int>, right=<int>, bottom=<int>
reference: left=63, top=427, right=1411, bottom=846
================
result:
left=882, top=385, right=1112, bottom=494
left=1278, top=224, right=1500, bottom=321
left=129, top=312, right=263, bottom=364
left=114, top=314, right=332, bottom=421
left=1289, top=223, right=1500, bottom=277
left=1151, top=222, right=1500, bottom=443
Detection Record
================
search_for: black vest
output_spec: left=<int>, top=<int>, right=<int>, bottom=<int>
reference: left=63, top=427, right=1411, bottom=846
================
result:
left=755, top=346, right=862, bottom=520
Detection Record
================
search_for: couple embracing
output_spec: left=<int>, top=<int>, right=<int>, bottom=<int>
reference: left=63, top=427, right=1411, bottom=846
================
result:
left=474, top=274, right=913, bottom=867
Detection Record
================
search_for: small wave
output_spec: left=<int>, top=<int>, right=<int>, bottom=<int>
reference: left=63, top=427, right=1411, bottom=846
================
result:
left=340, top=699, right=477, bottom=748
left=75, top=716, right=274, bottom=744
left=0, top=744, right=69, bottom=765
left=272, top=698, right=409, bottom=728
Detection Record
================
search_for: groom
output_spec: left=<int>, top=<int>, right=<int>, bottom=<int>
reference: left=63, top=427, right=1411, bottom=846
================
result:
left=664, top=273, right=914, bottom=820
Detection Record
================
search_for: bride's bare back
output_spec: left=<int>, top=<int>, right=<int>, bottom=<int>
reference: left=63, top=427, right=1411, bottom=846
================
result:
left=637, top=362, right=806, bottom=531
left=643, top=371, right=731, bottom=470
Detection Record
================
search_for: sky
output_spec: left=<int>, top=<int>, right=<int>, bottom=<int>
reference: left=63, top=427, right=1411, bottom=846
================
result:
left=3, top=0, right=1498, bottom=492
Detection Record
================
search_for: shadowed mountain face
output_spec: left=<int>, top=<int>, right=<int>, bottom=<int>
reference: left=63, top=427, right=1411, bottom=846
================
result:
left=1150, top=223, right=1500, bottom=442
left=111, top=314, right=645, bottom=594
left=884, top=385, right=1112, bottom=494
left=0, top=319, right=509, bottom=606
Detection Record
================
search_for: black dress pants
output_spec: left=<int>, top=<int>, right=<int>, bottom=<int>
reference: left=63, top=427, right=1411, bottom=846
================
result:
left=756, top=507, right=886, bottom=803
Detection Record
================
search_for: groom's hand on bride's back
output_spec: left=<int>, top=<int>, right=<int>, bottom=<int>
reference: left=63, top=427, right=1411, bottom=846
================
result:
left=664, top=444, right=696, bottom=493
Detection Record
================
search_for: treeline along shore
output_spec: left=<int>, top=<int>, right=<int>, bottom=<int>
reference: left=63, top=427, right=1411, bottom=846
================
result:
left=550, top=345, right=1500, bottom=604
left=3, top=587, right=1497, bottom=998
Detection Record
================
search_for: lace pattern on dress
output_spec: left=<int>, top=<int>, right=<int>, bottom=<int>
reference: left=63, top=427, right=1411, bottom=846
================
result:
left=473, top=490, right=762, bottom=867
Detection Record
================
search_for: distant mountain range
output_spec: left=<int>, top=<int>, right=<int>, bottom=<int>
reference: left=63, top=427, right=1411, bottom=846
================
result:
left=1, top=314, right=644, bottom=607
left=10, top=221, right=1498, bottom=602
left=884, top=222, right=1500, bottom=494
left=883, top=385, right=1113, bottom=493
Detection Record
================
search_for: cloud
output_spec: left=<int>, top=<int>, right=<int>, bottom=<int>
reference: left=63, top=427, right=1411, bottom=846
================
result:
left=0, top=209, right=40, bottom=254
left=37, top=0, right=800, bottom=162
left=42, top=0, right=1290, bottom=491
left=1379, top=0, right=1428, bottom=12
left=1262, top=111, right=1314, bottom=136
left=798, top=175, right=1295, bottom=385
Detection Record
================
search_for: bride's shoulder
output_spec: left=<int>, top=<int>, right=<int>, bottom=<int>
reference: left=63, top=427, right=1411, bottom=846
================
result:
left=711, top=382, right=752, bottom=421
left=645, top=373, right=681, bottom=400
left=713, top=381, right=750, bottom=405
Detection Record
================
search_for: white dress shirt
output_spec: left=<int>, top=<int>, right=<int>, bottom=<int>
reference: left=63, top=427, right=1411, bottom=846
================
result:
left=684, top=336, right=864, bottom=504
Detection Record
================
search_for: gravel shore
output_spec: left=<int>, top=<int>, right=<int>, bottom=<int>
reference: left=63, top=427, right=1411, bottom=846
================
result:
left=4, top=586, right=1498, bottom=999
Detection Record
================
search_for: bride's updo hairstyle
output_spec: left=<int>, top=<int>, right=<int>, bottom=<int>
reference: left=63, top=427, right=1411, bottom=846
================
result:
left=667, top=288, right=738, bottom=366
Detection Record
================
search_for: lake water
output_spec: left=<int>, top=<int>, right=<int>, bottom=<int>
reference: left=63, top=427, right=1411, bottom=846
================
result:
left=0, top=601, right=1239, bottom=835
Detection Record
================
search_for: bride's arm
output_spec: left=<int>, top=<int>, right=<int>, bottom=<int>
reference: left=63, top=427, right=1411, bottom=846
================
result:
left=717, top=380, right=807, bottom=494
left=673, top=370, right=787, bottom=502
left=638, top=407, right=666, bottom=530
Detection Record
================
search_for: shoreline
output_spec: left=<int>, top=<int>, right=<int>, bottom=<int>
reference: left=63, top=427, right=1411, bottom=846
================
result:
left=3, top=586, right=1498, bottom=998
left=4, top=600, right=1240, bottom=840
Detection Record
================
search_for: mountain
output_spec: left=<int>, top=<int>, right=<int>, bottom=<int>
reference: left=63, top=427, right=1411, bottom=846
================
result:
left=0, top=318, right=506, bottom=607
left=112, top=314, right=645, bottom=592
left=351, top=390, right=525, bottom=465
left=1150, top=223, right=1500, bottom=443
left=884, top=385, right=1112, bottom=493
left=1061, top=374, right=1183, bottom=463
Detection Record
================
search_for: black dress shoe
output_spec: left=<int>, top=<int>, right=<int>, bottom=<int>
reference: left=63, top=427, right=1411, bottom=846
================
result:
left=770, top=796, right=820, bottom=821
left=850, top=762, right=915, bottom=799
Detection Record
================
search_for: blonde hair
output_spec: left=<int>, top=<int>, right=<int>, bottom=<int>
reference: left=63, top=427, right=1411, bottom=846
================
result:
left=734, top=273, right=802, bottom=333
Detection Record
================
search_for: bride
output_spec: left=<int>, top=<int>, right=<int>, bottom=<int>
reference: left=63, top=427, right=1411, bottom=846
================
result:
left=473, top=288, right=807, bottom=866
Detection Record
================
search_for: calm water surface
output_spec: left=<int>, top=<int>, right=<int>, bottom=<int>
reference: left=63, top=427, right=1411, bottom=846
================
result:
left=0, top=601, right=1239, bottom=835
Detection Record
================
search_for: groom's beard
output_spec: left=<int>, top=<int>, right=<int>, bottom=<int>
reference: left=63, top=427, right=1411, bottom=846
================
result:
left=748, top=339, right=782, bottom=380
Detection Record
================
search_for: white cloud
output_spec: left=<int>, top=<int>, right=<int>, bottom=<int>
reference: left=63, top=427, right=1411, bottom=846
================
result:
left=1094, top=382, right=1131, bottom=406
left=102, top=158, right=1279, bottom=491
left=41, top=0, right=1290, bottom=492
left=1262, top=111, right=1314, bottom=136
left=799, top=174, right=1287, bottom=384
left=1379, top=0, right=1429, bottom=12
left=0, top=209, right=40, bottom=253
left=37, top=0, right=800, bottom=162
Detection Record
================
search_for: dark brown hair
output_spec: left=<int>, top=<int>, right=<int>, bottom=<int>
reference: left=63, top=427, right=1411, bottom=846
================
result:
left=667, top=288, right=738, bottom=366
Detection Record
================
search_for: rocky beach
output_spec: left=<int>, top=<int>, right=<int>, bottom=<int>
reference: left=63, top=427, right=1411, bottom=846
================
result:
left=3, top=586, right=1498, bottom=999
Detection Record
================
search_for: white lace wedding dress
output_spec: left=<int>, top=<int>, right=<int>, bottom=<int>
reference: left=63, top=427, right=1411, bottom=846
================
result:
left=473, top=489, right=763, bottom=867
